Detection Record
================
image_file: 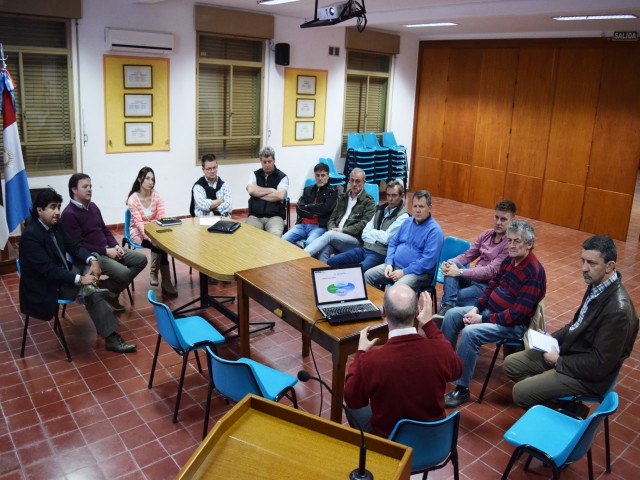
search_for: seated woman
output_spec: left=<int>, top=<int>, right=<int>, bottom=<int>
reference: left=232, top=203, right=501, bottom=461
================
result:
left=126, top=167, right=178, bottom=297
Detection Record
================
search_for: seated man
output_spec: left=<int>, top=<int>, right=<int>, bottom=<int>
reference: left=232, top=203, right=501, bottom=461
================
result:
left=282, top=162, right=337, bottom=246
left=190, top=153, right=232, bottom=217
left=364, top=190, right=443, bottom=292
left=19, top=189, right=136, bottom=354
left=434, top=199, right=516, bottom=320
left=246, top=146, right=288, bottom=237
left=504, top=235, right=638, bottom=409
left=304, top=168, right=375, bottom=263
left=344, top=284, right=462, bottom=438
left=61, top=173, right=147, bottom=312
left=441, top=219, right=546, bottom=407
left=327, top=180, right=409, bottom=272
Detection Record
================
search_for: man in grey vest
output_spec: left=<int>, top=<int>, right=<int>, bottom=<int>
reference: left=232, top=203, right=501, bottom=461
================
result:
left=327, top=180, right=408, bottom=273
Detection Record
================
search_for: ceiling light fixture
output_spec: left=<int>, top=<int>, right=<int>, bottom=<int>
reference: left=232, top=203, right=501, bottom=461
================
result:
left=257, top=0, right=300, bottom=6
left=404, top=22, right=458, bottom=28
left=553, top=14, right=637, bottom=21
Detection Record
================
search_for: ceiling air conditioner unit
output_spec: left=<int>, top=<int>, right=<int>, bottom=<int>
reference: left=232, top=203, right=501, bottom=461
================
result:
left=106, top=28, right=174, bottom=55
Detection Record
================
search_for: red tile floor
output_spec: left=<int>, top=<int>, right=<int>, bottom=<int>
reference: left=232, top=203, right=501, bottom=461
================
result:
left=1, top=195, right=639, bottom=480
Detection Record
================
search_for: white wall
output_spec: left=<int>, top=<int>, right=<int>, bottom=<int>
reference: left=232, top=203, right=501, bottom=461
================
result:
left=26, top=0, right=419, bottom=225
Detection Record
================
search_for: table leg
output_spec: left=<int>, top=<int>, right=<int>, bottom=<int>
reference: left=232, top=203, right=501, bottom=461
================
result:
left=330, top=348, right=348, bottom=423
left=236, top=278, right=251, bottom=358
left=301, top=329, right=310, bottom=357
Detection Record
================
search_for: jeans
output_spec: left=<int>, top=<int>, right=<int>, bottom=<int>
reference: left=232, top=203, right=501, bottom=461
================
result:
left=441, top=259, right=487, bottom=308
left=282, top=223, right=326, bottom=246
left=304, top=230, right=360, bottom=263
left=364, top=263, right=433, bottom=292
left=327, top=247, right=385, bottom=273
left=441, top=306, right=527, bottom=388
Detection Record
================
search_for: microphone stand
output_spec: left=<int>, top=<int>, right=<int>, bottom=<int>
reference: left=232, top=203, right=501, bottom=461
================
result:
left=298, top=370, right=373, bottom=480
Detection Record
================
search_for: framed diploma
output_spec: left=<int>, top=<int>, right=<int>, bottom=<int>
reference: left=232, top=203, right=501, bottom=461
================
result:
left=125, top=122, right=153, bottom=145
left=297, top=75, right=316, bottom=95
left=295, top=121, right=314, bottom=141
left=124, top=65, right=152, bottom=88
left=124, top=94, right=153, bottom=117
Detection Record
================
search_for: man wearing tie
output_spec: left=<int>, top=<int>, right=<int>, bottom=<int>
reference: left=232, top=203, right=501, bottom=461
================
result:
left=19, top=189, right=136, bottom=354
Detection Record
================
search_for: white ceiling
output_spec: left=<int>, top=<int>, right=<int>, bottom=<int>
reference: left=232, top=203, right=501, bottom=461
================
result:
left=183, top=0, right=640, bottom=40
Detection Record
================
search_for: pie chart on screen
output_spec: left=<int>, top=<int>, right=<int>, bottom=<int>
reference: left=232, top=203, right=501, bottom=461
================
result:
left=327, top=282, right=355, bottom=297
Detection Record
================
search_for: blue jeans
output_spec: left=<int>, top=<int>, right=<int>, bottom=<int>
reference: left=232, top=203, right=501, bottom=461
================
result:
left=327, top=247, right=385, bottom=273
left=282, top=223, right=326, bottom=246
left=304, top=231, right=360, bottom=263
left=441, top=306, right=527, bottom=388
left=441, top=259, right=487, bottom=308
left=364, top=263, right=433, bottom=292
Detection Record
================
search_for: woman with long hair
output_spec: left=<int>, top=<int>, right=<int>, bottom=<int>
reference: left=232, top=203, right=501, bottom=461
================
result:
left=126, top=167, right=178, bottom=297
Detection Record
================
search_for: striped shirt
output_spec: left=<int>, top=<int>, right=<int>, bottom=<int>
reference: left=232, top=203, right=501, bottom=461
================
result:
left=475, top=251, right=546, bottom=327
left=569, top=271, right=618, bottom=332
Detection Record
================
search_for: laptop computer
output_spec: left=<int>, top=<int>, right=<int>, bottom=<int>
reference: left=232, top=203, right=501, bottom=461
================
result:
left=311, top=265, right=382, bottom=325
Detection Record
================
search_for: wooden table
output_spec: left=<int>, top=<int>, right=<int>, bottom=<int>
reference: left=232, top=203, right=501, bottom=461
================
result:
left=145, top=218, right=309, bottom=332
left=177, top=395, right=411, bottom=479
left=236, top=256, right=388, bottom=422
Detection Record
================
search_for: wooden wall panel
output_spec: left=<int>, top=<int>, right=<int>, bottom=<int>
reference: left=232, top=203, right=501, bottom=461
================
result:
left=545, top=48, right=602, bottom=185
left=539, top=180, right=584, bottom=229
left=503, top=173, right=542, bottom=219
left=439, top=161, right=471, bottom=203
left=411, top=156, right=441, bottom=194
left=508, top=48, right=556, bottom=178
left=413, top=48, right=449, bottom=160
left=441, top=49, right=482, bottom=165
left=467, top=167, right=506, bottom=209
left=587, top=47, right=640, bottom=195
left=580, top=188, right=633, bottom=240
left=472, top=49, right=518, bottom=171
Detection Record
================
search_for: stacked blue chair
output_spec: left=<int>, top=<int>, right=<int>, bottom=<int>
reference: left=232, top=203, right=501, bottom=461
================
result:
left=364, top=182, right=380, bottom=205
left=382, top=132, right=408, bottom=189
left=319, top=157, right=346, bottom=187
left=345, top=133, right=375, bottom=182
left=363, top=132, right=391, bottom=183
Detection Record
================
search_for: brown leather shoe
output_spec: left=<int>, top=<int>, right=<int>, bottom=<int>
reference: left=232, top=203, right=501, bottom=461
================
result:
left=105, top=333, right=136, bottom=353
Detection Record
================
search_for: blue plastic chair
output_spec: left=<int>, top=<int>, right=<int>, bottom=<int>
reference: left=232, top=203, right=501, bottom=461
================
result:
left=319, top=157, right=346, bottom=186
left=501, top=391, right=619, bottom=480
left=423, top=236, right=471, bottom=310
left=364, top=183, right=379, bottom=205
left=477, top=300, right=544, bottom=404
left=17, top=258, right=73, bottom=362
left=388, top=411, right=460, bottom=480
left=381, top=132, right=406, bottom=152
left=202, top=346, right=298, bottom=439
left=147, top=290, right=225, bottom=423
left=124, top=209, right=177, bottom=287
left=557, top=371, right=620, bottom=473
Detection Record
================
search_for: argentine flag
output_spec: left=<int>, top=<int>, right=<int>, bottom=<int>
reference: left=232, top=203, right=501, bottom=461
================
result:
left=1, top=67, right=31, bottom=248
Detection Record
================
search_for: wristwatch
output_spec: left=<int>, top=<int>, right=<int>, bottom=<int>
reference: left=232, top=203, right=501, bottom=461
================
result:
left=459, top=268, right=464, bottom=277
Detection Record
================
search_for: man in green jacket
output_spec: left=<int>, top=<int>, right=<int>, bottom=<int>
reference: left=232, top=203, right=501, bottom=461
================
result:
left=304, top=168, right=376, bottom=263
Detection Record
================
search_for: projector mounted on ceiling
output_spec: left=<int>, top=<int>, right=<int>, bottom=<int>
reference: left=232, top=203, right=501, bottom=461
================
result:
left=301, top=0, right=367, bottom=31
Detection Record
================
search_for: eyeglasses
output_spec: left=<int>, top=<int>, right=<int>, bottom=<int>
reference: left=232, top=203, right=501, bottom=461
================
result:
left=204, top=167, right=218, bottom=172
left=349, top=178, right=363, bottom=184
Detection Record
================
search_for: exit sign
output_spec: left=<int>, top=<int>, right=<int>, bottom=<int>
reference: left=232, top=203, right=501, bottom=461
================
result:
left=613, top=31, right=638, bottom=41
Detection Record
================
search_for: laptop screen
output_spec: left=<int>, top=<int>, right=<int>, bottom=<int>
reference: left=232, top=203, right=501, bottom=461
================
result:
left=311, top=265, right=369, bottom=305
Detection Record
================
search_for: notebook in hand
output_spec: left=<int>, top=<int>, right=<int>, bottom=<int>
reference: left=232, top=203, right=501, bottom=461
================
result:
left=311, top=265, right=382, bottom=325
left=207, top=220, right=240, bottom=234
left=156, top=217, right=182, bottom=227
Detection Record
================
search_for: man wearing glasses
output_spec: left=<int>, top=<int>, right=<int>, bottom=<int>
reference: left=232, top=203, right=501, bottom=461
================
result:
left=191, top=153, right=232, bottom=217
left=304, top=168, right=376, bottom=263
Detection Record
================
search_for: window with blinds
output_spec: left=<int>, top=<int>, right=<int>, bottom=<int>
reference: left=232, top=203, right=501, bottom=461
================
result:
left=341, top=51, right=390, bottom=156
left=197, top=34, right=263, bottom=162
left=0, top=15, right=75, bottom=176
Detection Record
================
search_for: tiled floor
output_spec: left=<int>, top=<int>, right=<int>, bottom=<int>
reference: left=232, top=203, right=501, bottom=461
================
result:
left=1, top=194, right=639, bottom=480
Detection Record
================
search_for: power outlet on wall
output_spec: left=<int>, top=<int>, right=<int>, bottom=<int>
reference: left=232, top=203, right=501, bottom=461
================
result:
left=328, top=46, right=340, bottom=56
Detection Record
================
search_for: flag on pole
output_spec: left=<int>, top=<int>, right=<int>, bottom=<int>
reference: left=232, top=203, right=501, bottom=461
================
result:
left=1, top=65, right=31, bottom=248
left=0, top=177, right=8, bottom=250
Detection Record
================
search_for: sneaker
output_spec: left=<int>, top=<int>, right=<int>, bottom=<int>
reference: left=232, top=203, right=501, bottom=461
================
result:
left=105, top=332, right=136, bottom=353
left=105, top=294, right=126, bottom=312
left=432, top=304, right=453, bottom=320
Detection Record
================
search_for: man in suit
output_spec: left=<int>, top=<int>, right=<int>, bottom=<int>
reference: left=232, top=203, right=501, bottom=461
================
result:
left=19, top=189, right=136, bottom=354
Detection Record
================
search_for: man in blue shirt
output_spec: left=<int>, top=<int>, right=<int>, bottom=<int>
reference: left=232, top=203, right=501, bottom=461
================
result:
left=364, top=190, right=443, bottom=292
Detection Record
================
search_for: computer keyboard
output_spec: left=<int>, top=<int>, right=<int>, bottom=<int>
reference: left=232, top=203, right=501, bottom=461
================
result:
left=324, top=303, right=379, bottom=317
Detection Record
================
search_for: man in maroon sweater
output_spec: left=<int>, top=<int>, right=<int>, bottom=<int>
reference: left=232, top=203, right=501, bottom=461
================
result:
left=61, top=174, right=147, bottom=311
left=344, top=283, right=463, bottom=438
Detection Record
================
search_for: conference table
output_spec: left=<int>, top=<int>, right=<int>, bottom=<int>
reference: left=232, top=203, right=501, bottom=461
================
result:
left=146, top=218, right=389, bottom=422
left=236, top=256, right=388, bottom=422
left=145, top=218, right=308, bottom=332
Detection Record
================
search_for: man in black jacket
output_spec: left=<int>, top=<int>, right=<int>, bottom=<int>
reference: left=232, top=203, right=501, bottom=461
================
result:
left=19, top=189, right=136, bottom=354
left=282, top=162, right=337, bottom=246
left=504, top=235, right=638, bottom=408
left=246, top=146, right=289, bottom=237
